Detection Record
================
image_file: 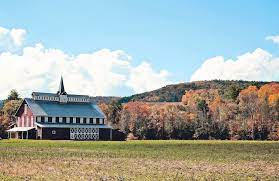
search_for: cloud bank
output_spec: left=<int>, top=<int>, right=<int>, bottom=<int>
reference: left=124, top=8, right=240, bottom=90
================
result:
left=191, top=48, right=279, bottom=82
left=0, top=27, right=26, bottom=52
left=0, top=26, right=171, bottom=99
left=1, top=25, right=278, bottom=99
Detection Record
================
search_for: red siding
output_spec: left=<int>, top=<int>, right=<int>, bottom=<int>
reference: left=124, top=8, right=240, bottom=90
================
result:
left=17, top=103, right=34, bottom=127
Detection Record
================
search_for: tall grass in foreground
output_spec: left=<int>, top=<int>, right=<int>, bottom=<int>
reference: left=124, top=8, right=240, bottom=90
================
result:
left=0, top=140, right=278, bottom=180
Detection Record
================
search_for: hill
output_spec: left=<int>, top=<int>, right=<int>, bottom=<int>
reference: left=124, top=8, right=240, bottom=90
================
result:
left=119, top=80, right=275, bottom=103
left=90, top=96, right=121, bottom=104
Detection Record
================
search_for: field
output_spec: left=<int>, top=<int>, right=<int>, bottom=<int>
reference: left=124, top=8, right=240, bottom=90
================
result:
left=0, top=140, right=278, bottom=180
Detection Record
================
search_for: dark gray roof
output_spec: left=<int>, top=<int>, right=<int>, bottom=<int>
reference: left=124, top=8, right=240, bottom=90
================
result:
left=32, top=92, right=58, bottom=97
left=25, top=98, right=105, bottom=118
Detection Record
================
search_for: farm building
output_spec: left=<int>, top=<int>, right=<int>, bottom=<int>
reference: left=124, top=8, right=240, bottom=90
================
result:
left=7, top=77, right=112, bottom=140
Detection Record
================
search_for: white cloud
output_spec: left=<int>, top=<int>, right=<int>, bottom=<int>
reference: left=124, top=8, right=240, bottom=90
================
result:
left=191, top=48, right=279, bottom=82
left=0, top=27, right=26, bottom=52
left=0, top=26, right=172, bottom=99
left=266, top=35, right=279, bottom=45
left=126, top=62, right=171, bottom=93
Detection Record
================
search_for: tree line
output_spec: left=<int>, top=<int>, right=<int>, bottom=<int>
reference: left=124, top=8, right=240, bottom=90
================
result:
left=101, top=83, right=279, bottom=140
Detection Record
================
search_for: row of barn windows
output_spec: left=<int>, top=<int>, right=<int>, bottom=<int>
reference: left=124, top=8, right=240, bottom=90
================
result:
left=35, top=96, right=89, bottom=102
left=36, top=117, right=104, bottom=124
left=36, top=96, right=59, bottom=101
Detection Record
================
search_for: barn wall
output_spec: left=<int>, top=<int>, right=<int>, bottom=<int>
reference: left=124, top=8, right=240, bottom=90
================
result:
left=17, top=102, right=35, bottom=127
left=42, top=128, right=70, bottom=140
left=99, top=128, right=111, bottom=140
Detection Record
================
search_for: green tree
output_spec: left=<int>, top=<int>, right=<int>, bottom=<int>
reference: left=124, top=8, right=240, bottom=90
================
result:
left=193, top=99, right=212, bottom=139
left=7, top=89, right=21, bottom=101
left=224, top=85, right=241, bottom=101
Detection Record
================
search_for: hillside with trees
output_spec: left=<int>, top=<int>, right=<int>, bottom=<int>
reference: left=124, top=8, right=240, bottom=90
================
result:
left=101, top=81, right=279, bottom=140
left=90, top=96, right=121, bottom=104
left=119, top=80, right=273, bottom=103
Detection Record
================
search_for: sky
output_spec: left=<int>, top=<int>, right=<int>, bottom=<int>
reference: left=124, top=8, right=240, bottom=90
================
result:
left=0, top=0, right=278, bottom=99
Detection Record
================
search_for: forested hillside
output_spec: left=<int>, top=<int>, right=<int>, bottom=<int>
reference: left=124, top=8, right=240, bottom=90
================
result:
left=90, top=96, right=120, bottom=104
left=101, top=81, right=279, bottom=140
left=119, top=80, right=272, bottom=103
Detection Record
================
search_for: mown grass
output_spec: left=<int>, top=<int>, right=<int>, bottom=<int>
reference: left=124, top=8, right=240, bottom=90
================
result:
left=0, top=140, right=278, bottom=180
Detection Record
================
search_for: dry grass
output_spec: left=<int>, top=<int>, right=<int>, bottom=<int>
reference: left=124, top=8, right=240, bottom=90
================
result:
left=0, top=140, right=278, bottom=180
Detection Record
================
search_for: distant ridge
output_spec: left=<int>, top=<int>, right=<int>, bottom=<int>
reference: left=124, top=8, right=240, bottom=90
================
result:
left=90, top=96, right=121, bottom=104
left=118, top=80, right=276, bottom=103
left=0, top=100, right=3, bottom=109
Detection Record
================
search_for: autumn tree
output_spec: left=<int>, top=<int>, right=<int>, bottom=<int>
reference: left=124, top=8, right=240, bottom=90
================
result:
left=0, top=90, right=22, bottom=138
left=99, top=100, right=122, bottom=128
left=238, top=86, right=261, bottom=139
left=258, top=83, right=279, bottom=139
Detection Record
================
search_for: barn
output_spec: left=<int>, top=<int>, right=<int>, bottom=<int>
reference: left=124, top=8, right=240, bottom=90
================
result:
left=7, top=77, right=112, bottom=140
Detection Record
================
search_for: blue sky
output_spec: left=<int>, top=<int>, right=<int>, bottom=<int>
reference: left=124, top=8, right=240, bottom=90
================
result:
left=0, top=1, right=278, bottom=98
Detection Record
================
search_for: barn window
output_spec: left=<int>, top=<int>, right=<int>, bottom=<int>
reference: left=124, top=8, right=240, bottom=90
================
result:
left=62, top=117, right=66, bottom=124
left=55, top=117, right=59, bottom=123
left=36, top=117, right=41, bottom=122
left=41, top=116, right=45, bottom=123
left=76, top=117, right=80, bottom=124
left=83, top=118, right=87, bottom=124
left=96, top=118, right=100, bottom=125
left=52, top=130, right=56, bottom=135
left=48, top=117, right=52, bottom=123
left=90, top=118, right=93, bottom=124
left=70, top=117, right=73, bottom=123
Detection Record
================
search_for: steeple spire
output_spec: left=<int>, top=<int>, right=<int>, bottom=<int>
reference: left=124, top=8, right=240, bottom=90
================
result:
left=57, top=76, right=67, bottom=95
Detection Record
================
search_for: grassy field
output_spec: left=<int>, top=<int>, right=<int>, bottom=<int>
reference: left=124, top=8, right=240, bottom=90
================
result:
left=0, top=140, right=278, bottom=180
